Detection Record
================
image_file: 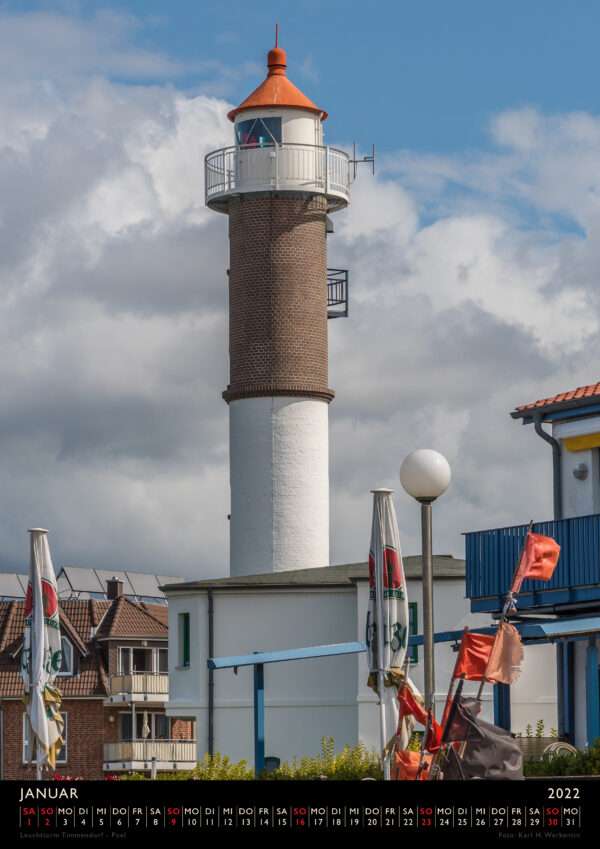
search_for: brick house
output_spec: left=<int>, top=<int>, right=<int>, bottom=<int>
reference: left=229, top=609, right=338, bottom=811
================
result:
left=0, top=578, right=195, bottom=779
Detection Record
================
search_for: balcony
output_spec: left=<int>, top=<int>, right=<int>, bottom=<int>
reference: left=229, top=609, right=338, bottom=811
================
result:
left=465, top=513, right=600, bottom=614
left=105, top=673, right=169, bottom=705
left=327, top=268, right=349, bottom=319
left=103, top=740, right=196, bottom=772
left=205, top=143, right=351, bottom=212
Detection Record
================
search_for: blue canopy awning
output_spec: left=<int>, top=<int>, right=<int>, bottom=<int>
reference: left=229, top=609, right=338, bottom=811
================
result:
left=408, top=616, right=600, bottom=648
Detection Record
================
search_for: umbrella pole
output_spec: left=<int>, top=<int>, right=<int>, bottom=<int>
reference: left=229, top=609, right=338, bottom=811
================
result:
left=374, top=536, right=389, bottom=779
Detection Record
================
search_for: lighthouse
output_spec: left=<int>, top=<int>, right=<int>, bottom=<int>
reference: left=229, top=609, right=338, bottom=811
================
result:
left=205, top=39, right=350, bottom=577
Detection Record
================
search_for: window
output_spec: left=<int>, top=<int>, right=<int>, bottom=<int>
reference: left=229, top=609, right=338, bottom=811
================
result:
left=235, top=117, right=282, bottom=147
left=119, top=712, right=171, bottom=741
left=119, top=646, right=167, bottom=674
left=57, top=636, right=74, bottom=677
left=178, top=613, right=190, bottom=668
left=23, top=713, right=67, bottom=763
left=157, top=648, right=168, bottom=673
left=408, top=602, right=418, bottom=664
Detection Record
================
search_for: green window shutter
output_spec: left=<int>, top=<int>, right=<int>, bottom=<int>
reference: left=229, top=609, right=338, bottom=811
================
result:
left=179, top=613, right=190, bottom=667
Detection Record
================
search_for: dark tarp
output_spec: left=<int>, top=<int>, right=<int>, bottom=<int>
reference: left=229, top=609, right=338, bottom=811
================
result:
left=440, top=697, right=523, bottom=780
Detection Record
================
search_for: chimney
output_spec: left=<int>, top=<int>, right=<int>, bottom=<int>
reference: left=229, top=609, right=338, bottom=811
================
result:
left=106, top=577, right=123, bottom=600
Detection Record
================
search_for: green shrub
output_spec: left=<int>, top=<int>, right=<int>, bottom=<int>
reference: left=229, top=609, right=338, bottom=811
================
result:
left=264, top=737, right=382, bottom=781
left=120, top=752, right=254, bottom=781
left=121, top=738, right=382, bottom=781
left=524, top=739, right=600, bottom=776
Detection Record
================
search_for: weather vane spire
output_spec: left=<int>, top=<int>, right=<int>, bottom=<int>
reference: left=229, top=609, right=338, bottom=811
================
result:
left=275, top=22, right=279, bottom=48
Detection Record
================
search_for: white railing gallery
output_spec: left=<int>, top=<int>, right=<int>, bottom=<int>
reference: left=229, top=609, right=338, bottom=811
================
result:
left=104, top=740, right=196, bottom=763
left=109, top=673, right=169, bottom=696
left=205, top=143, right=351, bottom=206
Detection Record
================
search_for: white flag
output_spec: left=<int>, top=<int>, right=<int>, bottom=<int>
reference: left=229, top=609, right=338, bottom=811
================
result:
left=366, top=490, right=410, bottom=751
left=20, top=530, right=64, bottom=770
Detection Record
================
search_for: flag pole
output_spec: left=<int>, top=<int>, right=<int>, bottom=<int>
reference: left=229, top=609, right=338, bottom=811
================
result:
left=475, top=521, right=534, bottom=709
left=29, top=530, right=44, bottom=781
left=428, top=628, right=469, bottom=780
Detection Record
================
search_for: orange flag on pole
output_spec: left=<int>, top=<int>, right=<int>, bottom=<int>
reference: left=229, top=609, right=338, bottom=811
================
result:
left=484, top=622, right=524, bottom=685
left=510, top=531, right=560, bottom=594
left=453, top=631, right=496, bottom=681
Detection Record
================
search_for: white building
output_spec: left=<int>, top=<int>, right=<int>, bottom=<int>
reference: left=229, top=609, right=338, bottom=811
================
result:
left=164, top=556, right=556, bottom=764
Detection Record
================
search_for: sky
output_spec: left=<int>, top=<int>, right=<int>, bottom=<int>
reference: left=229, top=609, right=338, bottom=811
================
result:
left=1, top=2, right=599, bottom=577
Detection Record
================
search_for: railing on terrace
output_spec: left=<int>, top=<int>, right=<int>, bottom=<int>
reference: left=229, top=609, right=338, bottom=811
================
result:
left=205, top=143, right=351, bottom=209
left=103, top=740, right=196, bottom=764
left=327, top=268, right=349, bottom=319
left=109, top=673, right=169, bottom=696
left=465, top=513, right=600, bottom=613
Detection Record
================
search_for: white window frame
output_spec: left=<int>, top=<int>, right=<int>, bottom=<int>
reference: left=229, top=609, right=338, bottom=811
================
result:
left=119, top=646, right=167, bottom=675
left=56, top=636, right=74, bottom=677
left=23, top=712, right=68, bottom=764
left=155, top=647, right=168, bottom=674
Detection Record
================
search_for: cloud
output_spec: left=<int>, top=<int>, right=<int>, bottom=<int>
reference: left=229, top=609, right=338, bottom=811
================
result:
left=0, top=11, right=598, bottom=578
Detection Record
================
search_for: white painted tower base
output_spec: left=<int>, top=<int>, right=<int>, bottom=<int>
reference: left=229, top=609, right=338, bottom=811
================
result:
left=229, top=396, right=329, bottom=576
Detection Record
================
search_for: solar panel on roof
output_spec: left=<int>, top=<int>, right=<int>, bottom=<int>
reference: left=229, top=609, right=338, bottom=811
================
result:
left=60, top=566, right=105, bottom=593
left=157, top=575, right=185, bottom=586
left=0, top=573, right=27, bottom=598
left=126, top=572, right=160, bottom=597
left=94, top=569, right=135, bottom=596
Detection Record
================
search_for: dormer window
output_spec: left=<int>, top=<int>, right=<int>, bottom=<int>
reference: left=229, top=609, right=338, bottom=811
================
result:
left=236, top=117, right=282, bottom=147
left=57, top=636, right=74, bottom=677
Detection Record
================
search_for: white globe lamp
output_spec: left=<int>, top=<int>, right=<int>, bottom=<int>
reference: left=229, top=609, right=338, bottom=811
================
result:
left=399, top=448, right=451, bottom=503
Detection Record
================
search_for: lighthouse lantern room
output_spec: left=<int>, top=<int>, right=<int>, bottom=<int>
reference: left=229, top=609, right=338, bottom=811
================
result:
left=205, top=39, right=351, bottom=577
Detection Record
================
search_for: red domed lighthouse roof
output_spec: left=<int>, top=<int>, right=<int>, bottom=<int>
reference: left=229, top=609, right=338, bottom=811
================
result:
left=227, top=44, right=328, bottom=122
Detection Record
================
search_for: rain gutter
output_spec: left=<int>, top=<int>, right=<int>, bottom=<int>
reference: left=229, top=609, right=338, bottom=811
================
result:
left=533, top=413, right=562, bottom=519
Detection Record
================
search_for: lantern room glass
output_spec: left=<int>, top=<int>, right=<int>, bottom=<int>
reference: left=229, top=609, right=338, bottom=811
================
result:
left=236, top=117, right=282, bottom=147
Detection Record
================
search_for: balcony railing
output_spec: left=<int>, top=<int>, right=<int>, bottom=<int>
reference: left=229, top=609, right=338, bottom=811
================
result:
left=205, top=143, right=351, bottom=211
left=103, top=740, right=196, bottom=768
left=327, top=268, right=349, bottom=319
left=108, top=673, right=169, bottom=701
left=465, top=513, right=600, bottom=613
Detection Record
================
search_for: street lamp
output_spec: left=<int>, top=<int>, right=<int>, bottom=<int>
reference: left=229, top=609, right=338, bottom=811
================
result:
left=399, top=449, right=451, bottom=717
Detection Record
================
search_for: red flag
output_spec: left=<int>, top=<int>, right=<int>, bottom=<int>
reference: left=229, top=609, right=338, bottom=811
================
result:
left=511, top=531, right=560, bottom=594
left=425, top=715, right=443, bottom=753
left=397, top=684, right=442, bottom=752
left=392, top=749, right=432, bottom=781
left=453, top=631, right=496, bottom=681
left=484, top=622, right=524, bottom=685
left=398, top=682, right=428, bottom=725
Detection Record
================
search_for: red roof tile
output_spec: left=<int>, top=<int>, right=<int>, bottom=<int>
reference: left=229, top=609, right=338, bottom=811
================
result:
left=95, top=596, right=167, bottom=639
left=514, top=382, right=600, bottom=414
left=0, top=595, right=165, bottom=698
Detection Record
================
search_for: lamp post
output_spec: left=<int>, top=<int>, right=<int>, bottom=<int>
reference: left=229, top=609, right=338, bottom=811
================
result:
left=399, top=449, right=451, bottom=716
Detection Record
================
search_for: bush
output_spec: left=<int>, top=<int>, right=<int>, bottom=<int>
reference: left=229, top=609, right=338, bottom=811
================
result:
left=120, top=738, right=382, bottom=781
left=524, top=739, right=600, bottom=776
left=264, top=737, right=382, bottom=781
left=120, top=752, right=254, bottom=781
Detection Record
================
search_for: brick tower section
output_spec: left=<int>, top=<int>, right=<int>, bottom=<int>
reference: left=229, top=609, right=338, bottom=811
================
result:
left=224, top=194, right=334, bottom=404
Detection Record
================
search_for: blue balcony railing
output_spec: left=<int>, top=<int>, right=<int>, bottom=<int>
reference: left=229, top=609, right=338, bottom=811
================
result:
left=465, top=513, right=600, bottom=613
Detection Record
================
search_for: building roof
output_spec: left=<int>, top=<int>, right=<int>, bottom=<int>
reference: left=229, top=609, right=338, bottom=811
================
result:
left=0, top=600, right=108, bottom=698
left=94, top=596, right=167, bottom=640
left=0, top=594, right=168, bottom=698
left=0, top=566, right=184, bottom=601
left=227, top=44, right=327, bottom=122
left=161, top=555, right=465, bottom=592
left=512, top=381, right=600, bottom=422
